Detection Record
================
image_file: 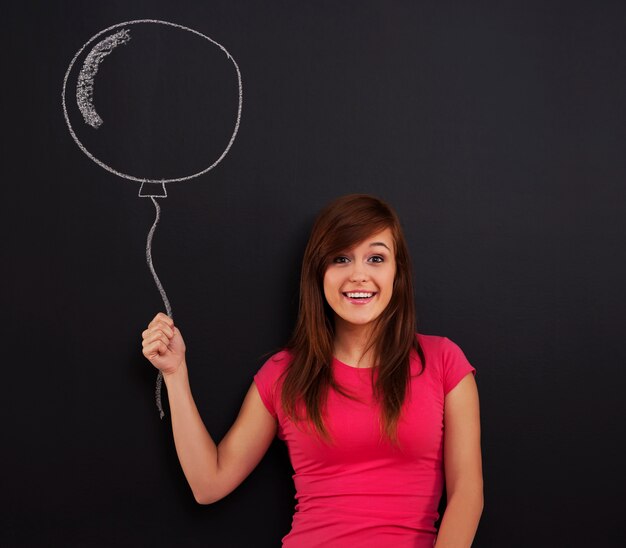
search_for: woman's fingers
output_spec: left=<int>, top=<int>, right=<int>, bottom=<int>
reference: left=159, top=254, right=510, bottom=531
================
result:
left=143, top=340, right=169, bottom=359
left=142, top=330, right=170, bottom=349
left=142, top=325, right=174, bottom=343
left=149, top=312, right=174, bottom=329
left=145, top=321, right=174, bottom=338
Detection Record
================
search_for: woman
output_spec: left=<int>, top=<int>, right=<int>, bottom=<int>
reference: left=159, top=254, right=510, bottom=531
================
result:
left=142, top=194, right=483, bottom=547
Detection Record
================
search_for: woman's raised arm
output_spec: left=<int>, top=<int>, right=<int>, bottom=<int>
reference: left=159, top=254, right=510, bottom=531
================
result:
left=142, top=313, right=277, bottom=504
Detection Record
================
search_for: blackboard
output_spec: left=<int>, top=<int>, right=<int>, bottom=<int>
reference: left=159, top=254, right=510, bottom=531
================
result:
left=4, top=1, right=625, bottom=546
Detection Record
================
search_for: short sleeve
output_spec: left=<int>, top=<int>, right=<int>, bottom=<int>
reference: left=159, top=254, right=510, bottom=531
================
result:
left=441, top=337, right=476, bottom=396
left=253, top=351, right=289, bottom=419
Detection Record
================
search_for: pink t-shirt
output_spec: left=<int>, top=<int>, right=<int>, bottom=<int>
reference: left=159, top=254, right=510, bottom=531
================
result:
left=253, top=334, right=476, bottom=548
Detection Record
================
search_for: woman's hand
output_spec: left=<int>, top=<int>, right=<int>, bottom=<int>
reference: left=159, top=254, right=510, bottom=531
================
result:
left=142, top=312, right=186, bottom=376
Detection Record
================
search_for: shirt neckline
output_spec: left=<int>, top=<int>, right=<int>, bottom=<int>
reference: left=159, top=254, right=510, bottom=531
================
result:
left=332, top=356, right=376, bottom=370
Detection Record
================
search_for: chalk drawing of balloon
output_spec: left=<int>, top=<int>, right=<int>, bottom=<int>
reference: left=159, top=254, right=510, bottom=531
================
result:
left=62, top=20, right=242, bottom=417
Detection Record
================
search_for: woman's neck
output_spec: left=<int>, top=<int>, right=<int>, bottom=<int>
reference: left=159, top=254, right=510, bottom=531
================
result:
left=333, top=319, right=376, bottom=368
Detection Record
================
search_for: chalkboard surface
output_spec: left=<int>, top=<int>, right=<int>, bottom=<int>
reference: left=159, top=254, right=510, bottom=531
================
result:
left=4, top=1, right=625, bottom=546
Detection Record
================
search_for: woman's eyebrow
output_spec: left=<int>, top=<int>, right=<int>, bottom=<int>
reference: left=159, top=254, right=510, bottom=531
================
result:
left=369, top=242, right=391, bottom=250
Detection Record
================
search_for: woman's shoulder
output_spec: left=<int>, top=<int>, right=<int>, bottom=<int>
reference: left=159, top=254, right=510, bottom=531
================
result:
left=255, top=349, right=293, bottom=379
left=416, top=332, right=458, bottom=351
left=415, top=332, right=476, bottom=393
left=266, top=349, right=293, bottom=366
left=253, top=350, right=293, bottom=420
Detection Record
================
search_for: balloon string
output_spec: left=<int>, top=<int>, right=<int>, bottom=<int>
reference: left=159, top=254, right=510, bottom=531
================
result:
left=146, top=196, right=172, bottom=419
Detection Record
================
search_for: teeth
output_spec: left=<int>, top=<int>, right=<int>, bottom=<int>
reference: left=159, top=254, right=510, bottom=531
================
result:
left=346, top=292, right=374, bottom=298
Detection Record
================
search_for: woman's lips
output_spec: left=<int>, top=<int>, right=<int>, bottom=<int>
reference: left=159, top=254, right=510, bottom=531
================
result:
left=342, top=291, right=376, bottom=304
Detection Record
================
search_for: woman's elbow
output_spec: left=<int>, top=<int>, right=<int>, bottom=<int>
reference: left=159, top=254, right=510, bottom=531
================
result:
left=472, top=486, right=485, bottom=518
left=194, top=492, right=221, bottom=505
left=193, top=486, right=224, bottom=505
left=194, top=492, right=213, bottom=505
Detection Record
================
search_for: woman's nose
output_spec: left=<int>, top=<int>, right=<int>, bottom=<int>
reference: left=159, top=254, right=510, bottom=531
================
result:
left=349, top=264, right=368, bottom=282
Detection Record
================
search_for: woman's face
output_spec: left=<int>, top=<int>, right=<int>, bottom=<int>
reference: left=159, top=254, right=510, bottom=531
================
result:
left=323, top=228, right=396, bottom=331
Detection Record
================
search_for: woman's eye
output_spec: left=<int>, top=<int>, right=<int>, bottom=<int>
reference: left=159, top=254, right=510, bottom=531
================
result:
left=333, top=256, right=349, bottom=264
left=369, top=255, right=384, bottom=263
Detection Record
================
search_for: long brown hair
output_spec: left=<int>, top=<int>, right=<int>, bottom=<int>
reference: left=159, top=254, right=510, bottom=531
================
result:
left=281, top=194, right=425, bottom=445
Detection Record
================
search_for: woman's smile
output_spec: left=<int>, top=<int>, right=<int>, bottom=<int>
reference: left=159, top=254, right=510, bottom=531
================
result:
left=342, top=291, right=377, bottom=304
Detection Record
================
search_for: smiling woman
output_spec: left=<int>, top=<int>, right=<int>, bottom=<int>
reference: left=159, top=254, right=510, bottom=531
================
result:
left=142, top=194, right=483, bottom=547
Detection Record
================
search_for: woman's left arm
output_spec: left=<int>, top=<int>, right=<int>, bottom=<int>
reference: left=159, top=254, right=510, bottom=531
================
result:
left=434, top=373, right=484, bottom=548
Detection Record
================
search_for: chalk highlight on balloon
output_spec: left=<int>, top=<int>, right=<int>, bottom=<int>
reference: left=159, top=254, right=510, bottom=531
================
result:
left=77, top=29, right=131, bottom=129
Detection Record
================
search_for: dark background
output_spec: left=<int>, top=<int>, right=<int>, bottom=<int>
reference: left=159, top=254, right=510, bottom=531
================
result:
left=4, top=1, right=625, bottom=546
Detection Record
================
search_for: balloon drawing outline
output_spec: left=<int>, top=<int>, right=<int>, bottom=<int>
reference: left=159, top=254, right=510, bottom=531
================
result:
left=62, top=19, right=243, bottom=417
left=62, top=19, right=243, bottom=196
